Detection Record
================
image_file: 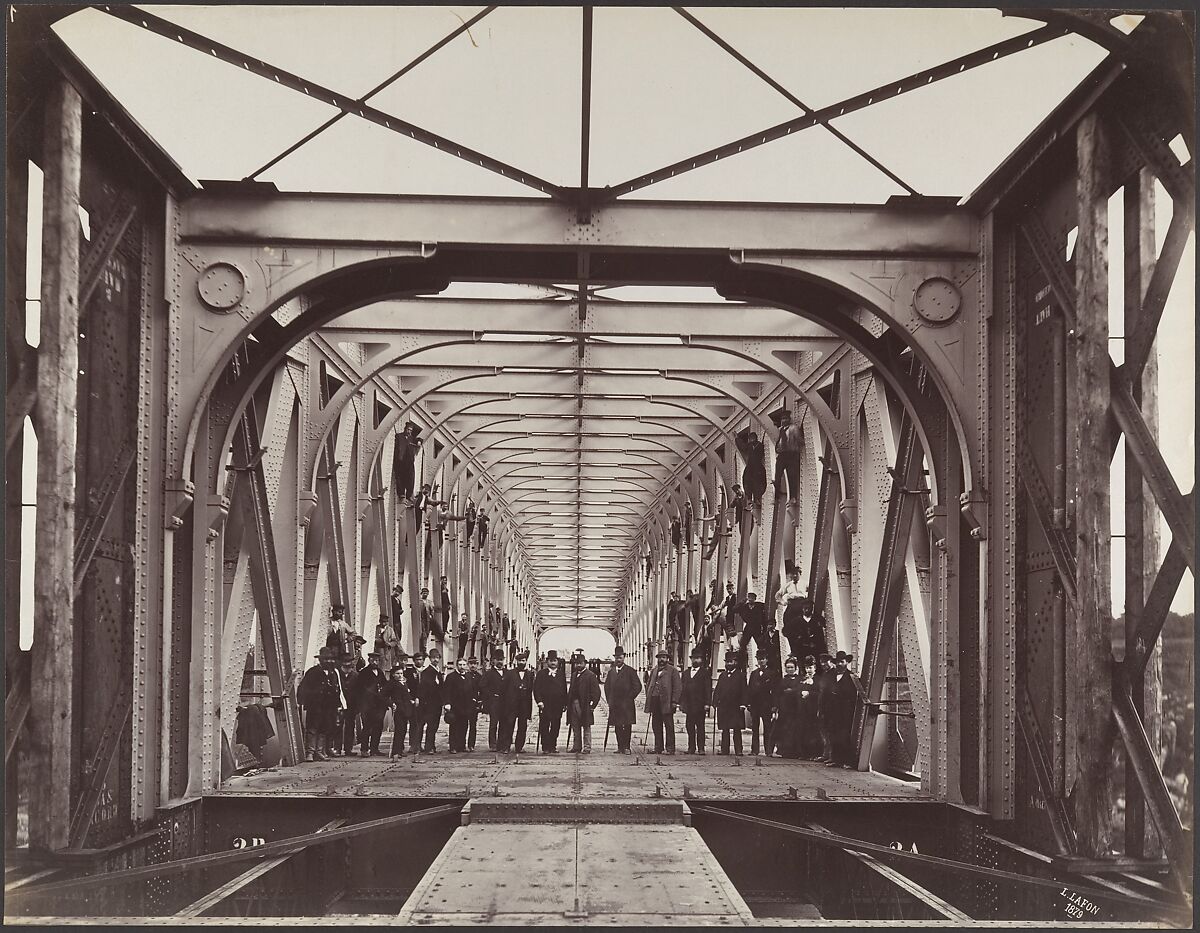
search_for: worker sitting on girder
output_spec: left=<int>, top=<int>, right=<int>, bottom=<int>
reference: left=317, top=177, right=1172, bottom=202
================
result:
left=735, top=428, right=768, bottom=510
left=392, top=420, right=423, bottom=503
left=771, top=408, right=804, bottom=502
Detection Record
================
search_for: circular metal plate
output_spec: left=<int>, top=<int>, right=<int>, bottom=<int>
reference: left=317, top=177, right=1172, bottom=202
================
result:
left=913, top=276, right=961, bottom=324
left=198, top=262, right=247, bottom=311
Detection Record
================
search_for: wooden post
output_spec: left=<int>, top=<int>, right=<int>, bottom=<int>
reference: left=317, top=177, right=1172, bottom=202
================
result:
left=29, top=78, right=82, bottom=852
left=1072, top=111, right=1114, bottom=857
left=5, top=140, right=30, bottom=850
left=1123, top=167, right=1162, bottom=857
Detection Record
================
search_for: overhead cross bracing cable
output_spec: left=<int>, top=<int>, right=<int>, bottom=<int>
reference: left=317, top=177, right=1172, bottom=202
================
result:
left=98, top=5, right=565, bottom=198
left=599, top=22, right=1069, bottom=201
left=247, top=6, right=498, bottom=180
left=672, top=7, right=919, bottom=196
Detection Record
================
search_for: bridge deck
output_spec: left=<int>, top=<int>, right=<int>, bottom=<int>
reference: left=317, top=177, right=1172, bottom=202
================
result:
left=217, top=719, right=926, bottom=802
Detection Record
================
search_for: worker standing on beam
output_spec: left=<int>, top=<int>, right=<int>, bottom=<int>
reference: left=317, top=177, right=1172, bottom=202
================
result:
left=772, top=408, right=804, bottom=502
left=392, top=421, right=423, bottom=503
left=777, top=561, right=806, bottom=665
left=735, top=429, right=767, bottom=511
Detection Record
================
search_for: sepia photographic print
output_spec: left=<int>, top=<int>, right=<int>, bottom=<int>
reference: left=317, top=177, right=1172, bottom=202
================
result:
left=3, top=3, right=1195, bottom=926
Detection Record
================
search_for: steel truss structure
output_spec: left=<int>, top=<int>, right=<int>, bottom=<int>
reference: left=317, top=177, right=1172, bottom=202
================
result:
left=4, top=4, right=1193, bottom=920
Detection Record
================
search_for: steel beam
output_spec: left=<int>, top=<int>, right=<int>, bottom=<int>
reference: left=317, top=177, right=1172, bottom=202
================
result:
left=178, top=191, right=976, bottom=256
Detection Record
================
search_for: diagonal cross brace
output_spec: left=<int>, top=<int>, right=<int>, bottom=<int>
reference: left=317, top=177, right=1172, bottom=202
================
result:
left=73, top=441, right=136, bottom=595
left=1017, top=684, right=1078, bottom=856
left=854, top=412, right=923, bottom=770
left=229, top=399, right=306, bottom=768
left=98, top=5, right=564, bottom=199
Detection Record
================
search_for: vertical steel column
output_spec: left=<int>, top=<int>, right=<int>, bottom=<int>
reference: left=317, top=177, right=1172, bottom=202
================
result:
left=1071, top=111, right=1114, bottom=857
left=29, top=78, right=82, bottom=851
left=187, top=407, right=226, bottom=798
left=315, top=411, right=352, bottom=629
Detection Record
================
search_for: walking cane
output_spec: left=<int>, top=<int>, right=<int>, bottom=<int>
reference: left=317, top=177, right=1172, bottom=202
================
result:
left=603, top=720, right=611, bottom=750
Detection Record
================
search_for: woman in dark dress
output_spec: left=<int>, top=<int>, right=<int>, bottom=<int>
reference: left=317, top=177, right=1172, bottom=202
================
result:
left=773, top=657, right=804, bottom=758
left=797, top=656, right=821, bottom=759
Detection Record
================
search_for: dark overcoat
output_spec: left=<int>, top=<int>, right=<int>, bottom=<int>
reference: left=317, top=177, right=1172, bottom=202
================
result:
left=502, top=668, right=535, bottom=719
left=713, top=669, right=746, bottom=730
left=353, top=666, right=391, bottom=715
left=746, top=668, right=779, bottom=714
left=679, top=667, right=711, bottom=715
left=297, top=665, right=340, bottom=733
left=481, top=668, right=505, bottom=716
left=534, top=667, right=567, bottom=712
left=443, top=671, right=476, bottom=716
left=566, top=668, right=601, bottom=727
left=604, top=664, right=642, bottom=726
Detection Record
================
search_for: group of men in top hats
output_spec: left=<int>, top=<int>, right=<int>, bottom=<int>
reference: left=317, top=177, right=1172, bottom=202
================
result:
left=297, top=645, right=401, bottom=761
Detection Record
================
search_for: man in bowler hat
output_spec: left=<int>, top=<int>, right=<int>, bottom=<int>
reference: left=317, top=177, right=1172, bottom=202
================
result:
left=604, top=647, right=642, bottom=754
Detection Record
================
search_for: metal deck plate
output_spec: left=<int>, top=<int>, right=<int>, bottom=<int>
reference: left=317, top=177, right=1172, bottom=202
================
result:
left=396, top=822, right=756, bottom=926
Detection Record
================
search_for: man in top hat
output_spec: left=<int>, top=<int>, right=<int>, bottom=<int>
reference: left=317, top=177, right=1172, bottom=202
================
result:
left=534, top=650, right=568, bottom=753
left=813, top=653, right=836, bottom=763
left=566, top=653, right=601, bottom=753
left=714, top=650, right=748, bottom=756
left=481, top=650, right=507, bottom=751
left=465, top=655, right=483, bottom=750
left=499, top=650, right=534, bottom=753
left=390, top=584, right=405, bottom=638
left=773, top=407, right=804, bottom=502
left=680, top=648, right=712, bottom=754
left=388, top=653, right=413, bottom=757
left=747, top=649, right=780, bottom=757
left=334, top=651, right=360, bottom=757
left=403, top=652, right=422, bottom=752
left=443, top=657, right=477, bottom=753
left=826, top=651, right=865, bottom=768
left=604, top=647, right=642, bottom=754
left=297, top=647, right=342, bottom=761
left=792, top=598, right=828, bottom=668
left=735, top=590, right=771, bottom=667
left=392, top=420, right=423, bottom=503
left=409, top=651, right=443, bottom=753
left=355, top=651, right=391, bottom=756
left=646, top=648, right=682, bottom=755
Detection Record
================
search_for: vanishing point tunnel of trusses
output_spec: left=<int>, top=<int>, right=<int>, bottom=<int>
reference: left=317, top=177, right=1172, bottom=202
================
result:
left=5, top=6, right=1194, bottom=924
